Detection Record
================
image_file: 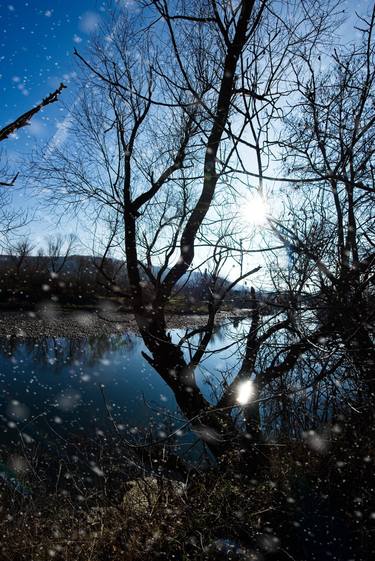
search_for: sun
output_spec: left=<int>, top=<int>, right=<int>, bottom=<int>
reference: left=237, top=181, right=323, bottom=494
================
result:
left=240, top=193, right=268, bottom=225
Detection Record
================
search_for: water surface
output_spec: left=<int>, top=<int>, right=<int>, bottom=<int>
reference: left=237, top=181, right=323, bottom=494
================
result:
left=0, top=321, right=244, bottom=452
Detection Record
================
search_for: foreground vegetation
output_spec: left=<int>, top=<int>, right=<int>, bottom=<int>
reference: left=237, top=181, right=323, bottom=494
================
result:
left=1, top=407, right=374, bottom=561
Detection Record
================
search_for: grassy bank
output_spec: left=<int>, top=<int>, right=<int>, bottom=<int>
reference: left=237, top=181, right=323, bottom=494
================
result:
left=1, top=414, right=374, bottom=560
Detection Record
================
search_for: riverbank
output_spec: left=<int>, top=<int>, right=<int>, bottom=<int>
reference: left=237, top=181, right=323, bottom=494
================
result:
left=0, top=308, right=251, bottom=338
left=1, top=416, right=372, bottom=561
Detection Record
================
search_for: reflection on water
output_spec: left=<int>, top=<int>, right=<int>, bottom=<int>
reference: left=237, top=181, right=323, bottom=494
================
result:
left=0, top=322, right=243, bottom=453
left=0, top=318, right=356, bottom=454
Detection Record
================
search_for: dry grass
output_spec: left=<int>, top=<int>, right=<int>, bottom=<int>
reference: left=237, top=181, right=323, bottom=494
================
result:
left=1, top=417, right=375, bottom=560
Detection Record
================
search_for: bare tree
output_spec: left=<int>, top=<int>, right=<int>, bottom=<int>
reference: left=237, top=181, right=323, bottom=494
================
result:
left=0, top=84, right=65, bottom=249
left=276, top=6, right=375, bottom=398
left=46, top=233, right=77, bottom=274
left=0, top=83, right=65, bottom=186
left=1, top=239, right=36, bottom=304
left=35, top=0, right=339, bottom=461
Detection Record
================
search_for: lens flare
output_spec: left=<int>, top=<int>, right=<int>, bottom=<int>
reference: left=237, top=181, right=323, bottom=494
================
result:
left=236, top=380, right=254, bottom=405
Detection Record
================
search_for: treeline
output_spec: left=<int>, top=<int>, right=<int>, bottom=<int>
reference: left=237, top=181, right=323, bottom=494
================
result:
left=0, top=253, right=122, bottom=308
left=0, top=248, right=256, bottom=311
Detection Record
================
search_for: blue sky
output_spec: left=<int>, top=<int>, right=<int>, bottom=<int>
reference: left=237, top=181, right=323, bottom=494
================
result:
left=0, top=0, right=114, bottom=248
left=1, top=1, right=106, bottom=122
left=0, top=0, right=373, bottom=254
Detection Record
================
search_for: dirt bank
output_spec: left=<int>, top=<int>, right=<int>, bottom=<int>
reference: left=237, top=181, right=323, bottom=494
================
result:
left=0, top=308, right=250, bottom=338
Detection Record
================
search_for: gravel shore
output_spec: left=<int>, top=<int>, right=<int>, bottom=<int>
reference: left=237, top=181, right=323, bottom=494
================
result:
left=0, top=308, right=247, bottom=338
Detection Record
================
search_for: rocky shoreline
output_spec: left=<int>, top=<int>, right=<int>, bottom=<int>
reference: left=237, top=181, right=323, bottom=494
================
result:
left=0, top=308, right=250, bottom=338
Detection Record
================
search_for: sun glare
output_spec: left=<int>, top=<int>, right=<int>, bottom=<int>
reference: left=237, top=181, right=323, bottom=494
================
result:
left=240, top=194, right=268, bottom=225
left=236, top=380, right=255, bottom=405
